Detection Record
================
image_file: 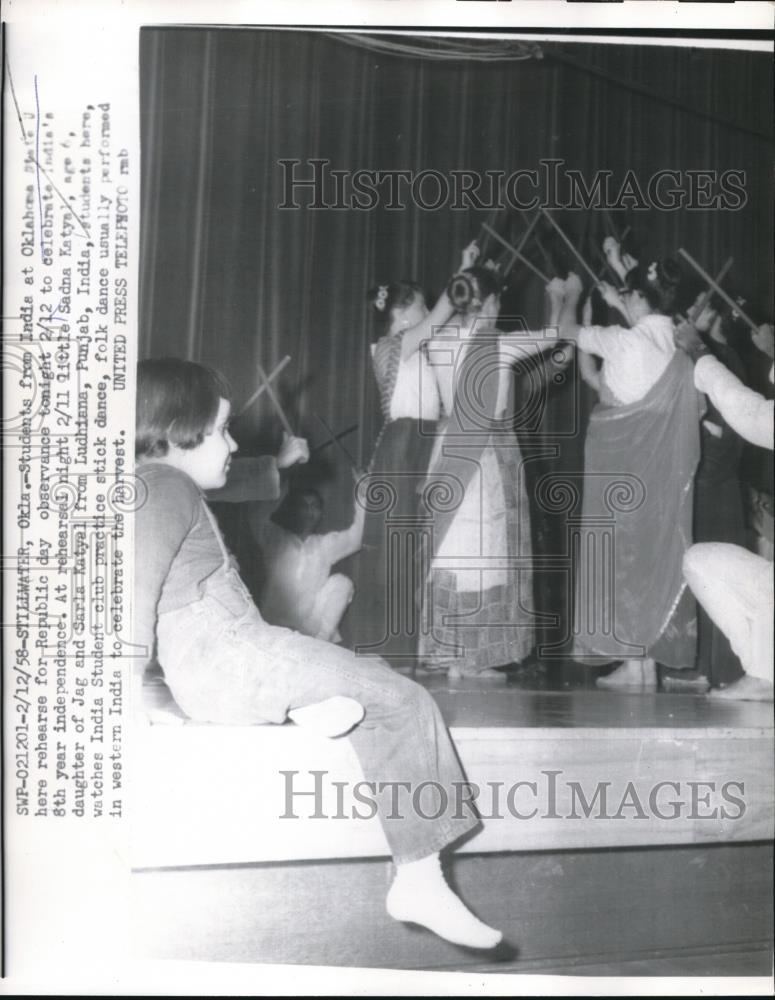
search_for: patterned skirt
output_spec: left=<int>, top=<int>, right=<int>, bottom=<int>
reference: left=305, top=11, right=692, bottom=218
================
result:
left=418, top=433, right=535, bottom=674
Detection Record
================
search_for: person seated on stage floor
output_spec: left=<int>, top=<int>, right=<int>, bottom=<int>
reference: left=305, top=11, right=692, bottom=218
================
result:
left=674, top=320, right=774, bottom=702
left=133, top=358, right=504, bottom=951
left=556, top=262, right=703, bottom=692
left=248, top=474, right=366, bottom=643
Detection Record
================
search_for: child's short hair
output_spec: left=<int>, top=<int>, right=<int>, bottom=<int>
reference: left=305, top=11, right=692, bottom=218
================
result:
left=136, top=358, right=232, bottom=458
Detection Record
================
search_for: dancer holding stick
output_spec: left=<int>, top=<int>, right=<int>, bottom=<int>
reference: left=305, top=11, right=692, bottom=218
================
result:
left=554, top=255, right=703, bottom=690
left=347, top=240, right=481, bottom=666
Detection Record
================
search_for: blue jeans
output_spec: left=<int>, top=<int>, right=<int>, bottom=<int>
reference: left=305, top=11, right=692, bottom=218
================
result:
left=157, top=562, right=480, bottom=862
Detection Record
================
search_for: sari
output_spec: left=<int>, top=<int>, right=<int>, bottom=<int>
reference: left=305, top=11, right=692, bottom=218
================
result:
left=418, top=330, right=535, bottom=673
left=573, top=350, right=704, bottom=667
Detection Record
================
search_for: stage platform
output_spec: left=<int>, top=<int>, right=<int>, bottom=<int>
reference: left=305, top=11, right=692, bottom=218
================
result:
left=131, top=676, right=773, bottom=973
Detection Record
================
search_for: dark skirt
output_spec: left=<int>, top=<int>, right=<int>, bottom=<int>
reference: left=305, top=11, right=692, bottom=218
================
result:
left=693, top=427, right=747, bottom=686
left=347, top=417, right=437, bottom=666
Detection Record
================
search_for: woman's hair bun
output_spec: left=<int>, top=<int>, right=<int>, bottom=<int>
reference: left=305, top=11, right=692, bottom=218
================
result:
left=448, top=273, right=478, bottom=311
left=657, top=258, right=681, bottom=289
left=447, top=266, right=501, bottom=315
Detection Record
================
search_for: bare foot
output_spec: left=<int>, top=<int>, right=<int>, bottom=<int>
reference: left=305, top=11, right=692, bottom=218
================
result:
left=709, top=676, right=773, bottom=703
left=596, top=658, right=657, bottom=691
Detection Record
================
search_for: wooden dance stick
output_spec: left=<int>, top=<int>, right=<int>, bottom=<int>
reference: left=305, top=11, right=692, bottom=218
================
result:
left=517, top=208, right=556, bottom=274
left=601, top=208, right=620, bottom=240
left=238, top=355, right=291, bottom=416
left=315, top=413, right=360, bottom=471
left=256, top=362, right=294, bottom=436
left=482, top=223, right=550, bottom=283
left=687, top=257, right=734, bottom=324
left=311, top=421, right=359, bottom=457
left=678, top=248, right=759, bottom=334
left=508, top=248, right=550, bottom=284
left=540, top=208, right=600, bottom=286
left=514, top=209, right=541, bottom=256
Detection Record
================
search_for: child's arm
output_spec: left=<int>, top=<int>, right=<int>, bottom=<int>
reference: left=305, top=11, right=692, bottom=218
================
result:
left=134, top=469, right=199, bottom=670
left=206, top=434, right=308, bottom=504
left=133, top=468, right=199, bottom=723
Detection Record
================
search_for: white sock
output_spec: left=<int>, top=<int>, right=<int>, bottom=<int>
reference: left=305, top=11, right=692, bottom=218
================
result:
left=386, top=853, right=502, bottom=950
left=287, top=696, right=364, bottom=738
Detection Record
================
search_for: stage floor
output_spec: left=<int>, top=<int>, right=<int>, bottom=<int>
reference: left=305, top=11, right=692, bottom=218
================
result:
left=414, top=672, right=775, bottom=730
left=134, top=671, right=774, bottom=974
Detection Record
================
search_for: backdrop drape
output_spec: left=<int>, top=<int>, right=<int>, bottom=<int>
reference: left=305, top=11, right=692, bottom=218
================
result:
left=139, top=28, right=773, bottom=657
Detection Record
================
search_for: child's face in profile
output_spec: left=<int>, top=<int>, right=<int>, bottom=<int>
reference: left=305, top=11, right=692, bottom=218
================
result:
left=172, top=396, right=237, bottom=490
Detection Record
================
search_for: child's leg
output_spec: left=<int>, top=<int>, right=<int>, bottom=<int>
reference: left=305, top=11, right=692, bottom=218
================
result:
left=162, top=607, right=502, bottom=948
left=240, top=627, right=501, bottom=948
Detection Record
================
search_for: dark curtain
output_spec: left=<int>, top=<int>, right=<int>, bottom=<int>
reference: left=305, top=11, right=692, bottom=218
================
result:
left=139, top=29, right=773, bottom=656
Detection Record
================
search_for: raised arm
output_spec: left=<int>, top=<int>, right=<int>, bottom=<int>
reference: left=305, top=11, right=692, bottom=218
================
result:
left=399, top=240, right=480, bottom=359
left=321, top=474, right=368, bottom=565
left=556, top=273, right=585, bottom=342
left=675, top=322, right=774, bottom=450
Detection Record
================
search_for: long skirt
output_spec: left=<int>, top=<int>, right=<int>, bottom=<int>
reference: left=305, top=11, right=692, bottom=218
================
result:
left=418, top=430, right=535, bottom=674
left=347, top=417, right=437, bottom=667
left=573, top=353, right=703, bottom=669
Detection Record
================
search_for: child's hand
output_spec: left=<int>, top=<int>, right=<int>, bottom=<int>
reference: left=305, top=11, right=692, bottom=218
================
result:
left=461, top=240, right=480, bottom=270
left=603, top=236, right=620, bottom=259
left=278, top=433, right=310, bottom=468
left=582, top=294, right=593, bottom=327
left=751, top=323, right=775, bottom=360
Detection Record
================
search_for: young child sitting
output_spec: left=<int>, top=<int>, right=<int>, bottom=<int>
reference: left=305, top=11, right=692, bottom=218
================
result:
left=133, top=357, right=503, bottom=951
